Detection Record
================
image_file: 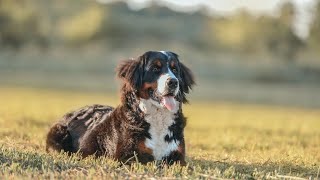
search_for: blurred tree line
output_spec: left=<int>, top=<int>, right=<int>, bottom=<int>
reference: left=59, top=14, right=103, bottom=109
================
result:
left=209, top=2, right=304, bottom=62
left=0, top=0, right=319, bottom=62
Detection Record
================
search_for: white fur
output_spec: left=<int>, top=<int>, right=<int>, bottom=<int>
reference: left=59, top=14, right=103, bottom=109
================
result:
left=139, top=98, right=180, bottom=160
left=157, top=73, right=170, bottom=95
left=160, top=51, right=169, bottom=58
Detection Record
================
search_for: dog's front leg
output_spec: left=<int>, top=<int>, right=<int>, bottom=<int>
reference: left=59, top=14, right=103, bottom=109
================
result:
left=163, top=140, right=186, bottom=166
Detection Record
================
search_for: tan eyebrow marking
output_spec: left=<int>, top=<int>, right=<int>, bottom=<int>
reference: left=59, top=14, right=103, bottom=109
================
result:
left=155, top=60, right=162, bottom=67
left=170, top=61, right=175, bottom=68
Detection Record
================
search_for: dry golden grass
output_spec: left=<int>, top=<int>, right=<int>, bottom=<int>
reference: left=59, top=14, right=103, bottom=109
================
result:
left=0, top=87, right=319, bottom=179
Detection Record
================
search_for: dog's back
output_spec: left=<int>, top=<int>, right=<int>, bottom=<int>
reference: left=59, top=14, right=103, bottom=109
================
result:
left=46, top=104, right=113, bottom=153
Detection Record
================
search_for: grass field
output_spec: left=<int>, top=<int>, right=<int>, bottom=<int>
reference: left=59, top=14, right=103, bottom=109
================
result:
left=0, top=87, right=319, bottom=179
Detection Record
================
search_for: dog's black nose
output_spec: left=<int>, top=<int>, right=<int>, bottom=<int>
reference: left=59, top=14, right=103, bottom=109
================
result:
left=167, top=78, right=178, bottom=89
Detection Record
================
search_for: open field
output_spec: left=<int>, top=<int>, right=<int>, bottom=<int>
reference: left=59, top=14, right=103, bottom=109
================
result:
left=0, top=87, right=319, bottom=179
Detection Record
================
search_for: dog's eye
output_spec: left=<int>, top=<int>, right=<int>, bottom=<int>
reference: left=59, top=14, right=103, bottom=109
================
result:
left=172, top=67, right=178, bottom=73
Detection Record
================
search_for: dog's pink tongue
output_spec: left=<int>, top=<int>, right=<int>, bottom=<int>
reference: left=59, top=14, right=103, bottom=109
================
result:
left=162, top=96, right=176, bottom=111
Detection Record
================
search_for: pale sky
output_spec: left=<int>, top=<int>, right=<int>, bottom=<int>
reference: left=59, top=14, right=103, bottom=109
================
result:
left=98, top=0, right=317, bottom=38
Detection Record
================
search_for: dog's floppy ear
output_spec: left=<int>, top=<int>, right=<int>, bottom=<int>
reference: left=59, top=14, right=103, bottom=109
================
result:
left=179, top=62, right=195, bottom=103
left=180, top=62, right=195, bottom=93
left=116, top=58, right=143, bottom=91
left=170, top=53, right=195, bottom=103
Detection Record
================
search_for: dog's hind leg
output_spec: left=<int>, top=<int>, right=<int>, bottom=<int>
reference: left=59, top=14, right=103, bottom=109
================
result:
left=46, top=123, right=73, bottom=153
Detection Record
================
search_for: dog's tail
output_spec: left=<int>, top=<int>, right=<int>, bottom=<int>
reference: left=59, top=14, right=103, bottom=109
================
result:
left=46, top=123, right=73, bottom=153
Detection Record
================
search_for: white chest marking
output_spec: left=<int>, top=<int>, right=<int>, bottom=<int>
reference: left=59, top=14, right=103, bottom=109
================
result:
left=139, top=99, right=180, bottom=160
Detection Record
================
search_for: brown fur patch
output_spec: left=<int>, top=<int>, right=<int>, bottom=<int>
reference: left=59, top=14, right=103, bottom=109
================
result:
left=139, top=82, right=157, bottom=99
left=155, top=60, right=162, bottom=67
left=177, top=143, right=185, bottom=156
left=138, top=140, right=153, bottom=155
left=170, top=61, right=175, bottom=68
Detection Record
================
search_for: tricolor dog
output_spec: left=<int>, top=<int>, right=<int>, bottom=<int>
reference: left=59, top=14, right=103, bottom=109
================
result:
left=46, top=51, right=195, bottom=165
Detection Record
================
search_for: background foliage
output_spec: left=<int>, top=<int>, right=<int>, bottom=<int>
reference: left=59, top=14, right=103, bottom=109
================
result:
left=0, top=0, right=319, bottom=58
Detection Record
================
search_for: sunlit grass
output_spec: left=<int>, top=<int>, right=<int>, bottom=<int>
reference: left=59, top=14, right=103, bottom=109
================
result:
left=0, top=87, right=319, bottom=179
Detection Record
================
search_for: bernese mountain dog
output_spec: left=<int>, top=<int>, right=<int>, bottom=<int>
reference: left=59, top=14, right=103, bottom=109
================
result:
left=46, top=51, right=195, bottom=165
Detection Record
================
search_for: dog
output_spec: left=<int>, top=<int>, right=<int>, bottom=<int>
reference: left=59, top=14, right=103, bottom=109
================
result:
left=46, top=51, right=195, bottom=165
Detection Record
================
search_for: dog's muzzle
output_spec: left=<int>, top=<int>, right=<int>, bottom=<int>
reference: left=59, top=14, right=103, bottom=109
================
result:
left=152, top=73, right=179, bottom=111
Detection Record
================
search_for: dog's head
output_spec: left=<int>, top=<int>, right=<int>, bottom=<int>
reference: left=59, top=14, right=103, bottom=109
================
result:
left=117, top=51, right=195, bottom=112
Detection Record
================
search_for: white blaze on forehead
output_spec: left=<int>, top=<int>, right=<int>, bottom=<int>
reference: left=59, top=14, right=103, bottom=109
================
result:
left=159, top=51, right=169, bottom=58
